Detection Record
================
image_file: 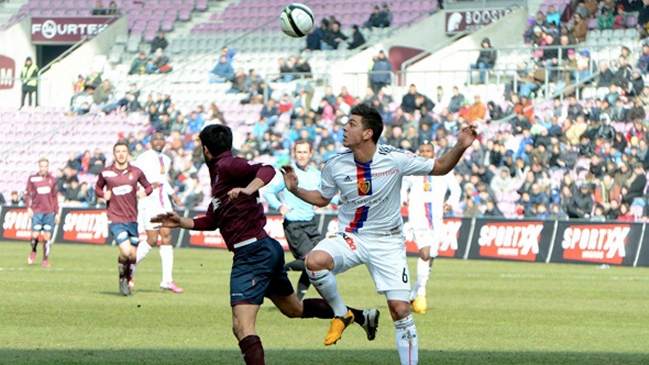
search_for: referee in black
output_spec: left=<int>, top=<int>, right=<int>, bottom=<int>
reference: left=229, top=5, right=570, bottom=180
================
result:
left=263, top=140, right=327, bottom=300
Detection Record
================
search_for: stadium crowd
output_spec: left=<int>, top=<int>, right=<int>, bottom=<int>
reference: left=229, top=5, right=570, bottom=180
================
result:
left=7, top=0, right=649, bottom=224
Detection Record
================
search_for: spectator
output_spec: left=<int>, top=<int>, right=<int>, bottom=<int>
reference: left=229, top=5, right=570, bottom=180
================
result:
left=483, top=198, right=504, bottom=217
left=597, top=61, right=616, bottom=87
left=64, top=177, right=81, bottom=203
left=597, top=7, right=614, bottom=30
left=348, top=25, right=366, bottom=50
left=448, top=86, right=465, bottom=114
left=575, top=1, right=590, bottom=20
left=567, top=183, right=594, bottom=219
left=363, top=5, right=383, bottom=29
left=129, top=52, right=148, bottom=75
left=628, top=69, right=644, bottom=97
left=617, top=202, right=635, bottom=221
left=378, top=2, right=393, bottom=27
left=613, top=5, right=627, bottom=29
left=186, top=110, right=205, bottom=134
left=546, top=5, right=561, bottom=26
left=614, top=55, right=633, bottom=90
left=621, top=162, right=647, bottom=204
left=572, top=13, right=587, bottom=43
left=369, top=50, right=392, bottom=93
left=106, top=1, right=119, bottom=16
left=150, top=31, right=169, bottom=54
left=91, top=0, right=106, bottom=15
left=10, top=191, right=25, bottom=206
left=468, top=95, right=486, bottom=123
left=627, top=97, right=646, bottom=122
left=88, top=148, right=106, bottom=175
left=637, top=43, right=649, bottom=74
left=303, top=24, right=323, bottom=52
left=209, top=55, right=234, bottom=84
left=470, top=38, right=497, bottom=84
left=152, top=48, right=172, bottom=74
left=321, top=21, right=347, bottom=50
left=594, top=174, right=621, bottom=210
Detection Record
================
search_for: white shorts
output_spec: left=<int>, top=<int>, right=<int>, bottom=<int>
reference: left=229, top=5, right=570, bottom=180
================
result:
left=411, top=226, right=440, bottom=258
left=312, top=231, right=410, bottom=296
left=138, top=195, right=171, bottom=231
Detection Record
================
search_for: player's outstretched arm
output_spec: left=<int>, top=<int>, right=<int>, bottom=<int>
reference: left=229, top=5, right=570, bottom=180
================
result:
left=430, top=124, right=477, bottom=176
left=280, top=165, right=331, bottom=207
left=151, top=211, right=195, bottom=230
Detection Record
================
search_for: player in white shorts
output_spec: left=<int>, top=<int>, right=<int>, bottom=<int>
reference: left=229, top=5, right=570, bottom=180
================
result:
left=282, top=103, right=477, bottom=365
left=133, top=133, right=184, bottom=293
left=402, top=142, right=461, bottom=314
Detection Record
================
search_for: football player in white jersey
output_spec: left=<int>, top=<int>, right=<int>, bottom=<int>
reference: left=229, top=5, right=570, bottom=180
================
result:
left=133, top=133, right=184, bottom=293
left=282, top=103, right=477, bottom=365
left=402, top=142, right=461, bottom=314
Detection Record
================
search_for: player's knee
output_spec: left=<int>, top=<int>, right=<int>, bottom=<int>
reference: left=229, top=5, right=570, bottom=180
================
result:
left=305, top=251, right=332, bottom=271
left=419, top=247, right=431, bottom=261
left=388, top=300, right=412, bottom=321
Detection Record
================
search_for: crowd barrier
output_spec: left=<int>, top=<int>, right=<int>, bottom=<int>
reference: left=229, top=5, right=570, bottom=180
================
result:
left=1, top=206, right=647, bottom=267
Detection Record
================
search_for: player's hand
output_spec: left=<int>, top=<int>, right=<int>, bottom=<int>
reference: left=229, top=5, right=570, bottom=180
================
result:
left=54, top=214, right=60, bottom=224
left=27, top=208, right=33, bottom=218
left=150, top=211, right=182, bottom=228
left=172, top=195, right=183, bottom=206
left=443, top=203, right=452, bottom=212
left=279, top=205, right=291, bottom=216
left=136, top=190, right=147, bottom=199
left=152, top=182, right=161, bottom=189
left=280, top=165, right=299, bottom=193
left=104, top=190, right=112, bottom=201
left=457, top=124, right=478, bottom=149
left=227, top=187, right=252, bottom=200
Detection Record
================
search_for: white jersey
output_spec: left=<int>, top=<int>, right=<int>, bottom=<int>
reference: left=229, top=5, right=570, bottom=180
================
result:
left=320, top=145, right=435, bottom=236
left=133, top=149, right=174, bottom=211
left=402, top=172, right=461, bottom=230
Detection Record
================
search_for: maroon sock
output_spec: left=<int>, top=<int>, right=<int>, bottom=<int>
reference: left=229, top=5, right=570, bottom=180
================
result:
left=238, top=335, right=265, bottom=365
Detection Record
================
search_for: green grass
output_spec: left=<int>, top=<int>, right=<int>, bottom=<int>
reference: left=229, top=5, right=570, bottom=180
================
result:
left=1, top=241, right=648, bottom=365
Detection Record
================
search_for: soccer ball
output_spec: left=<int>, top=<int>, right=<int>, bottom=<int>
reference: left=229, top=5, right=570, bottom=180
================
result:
left=279, top=3, right=315, bottom=38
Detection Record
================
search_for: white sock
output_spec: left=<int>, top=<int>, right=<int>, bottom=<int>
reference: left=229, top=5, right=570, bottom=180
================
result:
left=394, top=315, right=418, bottom=365
left=416, top=258, right=431, bottom=297
left=44, top=240, right=52, bottom=260
left=136, top=242, right=152, bottom=264
left=307, top=269, right=347, bottom=317
left=159, top=245, right=174, bottom=283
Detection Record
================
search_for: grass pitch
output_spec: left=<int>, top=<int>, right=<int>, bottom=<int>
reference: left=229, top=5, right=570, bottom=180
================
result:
left=0, top=241, right=648, bottom=365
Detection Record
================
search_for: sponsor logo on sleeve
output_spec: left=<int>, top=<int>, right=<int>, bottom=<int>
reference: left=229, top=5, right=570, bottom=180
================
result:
left=477, top=221, right=543, bottom=261
left=560, top=224, right=629, bottom=264
left=61, top=210, right=108, bottom=244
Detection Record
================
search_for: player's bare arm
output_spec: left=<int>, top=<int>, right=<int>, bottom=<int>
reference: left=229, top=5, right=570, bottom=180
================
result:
left=151, top=211, right=195, bottom=230
left=280, top=165, right=332, bottom=207
left=429, top=124, right=477, bottom=176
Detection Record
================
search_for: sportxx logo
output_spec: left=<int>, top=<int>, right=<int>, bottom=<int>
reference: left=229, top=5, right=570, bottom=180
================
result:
left=2, top=209, right=33, bottom=240
left=62, top=210, right=108, bottom=244
left=477, top=221, right=542, bottom=261
left=561, top=224, right=629, bottom=265
left=438, top=219, right=462, bottom=257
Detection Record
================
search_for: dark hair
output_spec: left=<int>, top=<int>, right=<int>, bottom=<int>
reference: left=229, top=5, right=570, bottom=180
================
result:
left=199, top=124, right=233, bottom=156
left=350, top=103, right=384, bottom=144
left=113, top=139, right=129, bottom=152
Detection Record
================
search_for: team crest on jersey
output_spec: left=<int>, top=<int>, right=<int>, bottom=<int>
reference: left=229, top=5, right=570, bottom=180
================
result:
left=211, top=197, right=221, bottom=210
left=423, top=181, right=431, bottom=191
left=357, top=180, right=371, bottom=195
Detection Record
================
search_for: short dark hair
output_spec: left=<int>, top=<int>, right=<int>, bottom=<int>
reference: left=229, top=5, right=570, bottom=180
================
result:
left=350, top=103, right=383, bottom=144
left=199, top=124, right=233, bottom=156
left=113, top=139, right=129, bottom=152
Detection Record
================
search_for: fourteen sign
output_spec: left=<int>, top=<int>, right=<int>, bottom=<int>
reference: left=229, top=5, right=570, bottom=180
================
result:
left=31, top=17, right=116, bottom=43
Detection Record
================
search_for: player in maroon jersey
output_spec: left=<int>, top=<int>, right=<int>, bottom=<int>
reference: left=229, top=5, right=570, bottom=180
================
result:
left=151, top=125, right=379, bottom=365
left=95, top=141, right=153, bottom=296
left=25, top=157, right=59, bottom=268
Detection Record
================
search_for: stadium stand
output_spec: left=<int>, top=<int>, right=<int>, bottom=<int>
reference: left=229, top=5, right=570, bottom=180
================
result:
left=3, top=0, right=649, bottom=223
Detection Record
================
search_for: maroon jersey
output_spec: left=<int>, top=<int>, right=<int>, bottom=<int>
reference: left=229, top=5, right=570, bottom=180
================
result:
left=193, top=151, right=276, bottom=251
left=25, top=173, right=59, bottom=214
left=95, top=164, right=152, bottom=223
